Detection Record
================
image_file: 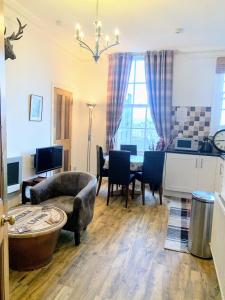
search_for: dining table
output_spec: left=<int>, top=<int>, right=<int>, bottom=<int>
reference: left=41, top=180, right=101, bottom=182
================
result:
left=103, top=155, right=144, bottom=172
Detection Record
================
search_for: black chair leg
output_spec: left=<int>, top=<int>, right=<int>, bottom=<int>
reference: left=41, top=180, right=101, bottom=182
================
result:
left=150, top=184, right=154, bottom=196
left=96, top=176, right=102, bottom=196
left=125, top=185, right=129, bottom=208
left=141, top=182, right=145, bottom=205
left=159, top=184, right=163, bottom=205
left=74, top=231, right=80, bottom=246
left=132, top=180, right=135, bottom=199
left=107, top=183, right=110, bottom=206
left=111, top=184, right=114, bottom=196
left=121, top=186, right=124, bottom=196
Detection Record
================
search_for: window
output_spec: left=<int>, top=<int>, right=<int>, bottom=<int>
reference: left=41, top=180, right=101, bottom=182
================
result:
left=117, top=57, right=158, bottom=153
left=220, top=75, right=225, bottom=126
left=211, top=74, right=225, bottom=133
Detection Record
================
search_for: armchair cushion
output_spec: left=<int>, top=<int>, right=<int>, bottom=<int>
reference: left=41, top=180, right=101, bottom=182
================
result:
left=43, top=196, right=74, bottom=214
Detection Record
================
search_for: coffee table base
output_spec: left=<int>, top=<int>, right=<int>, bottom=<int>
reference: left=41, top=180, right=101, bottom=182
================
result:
left=9, top=231, right=59, bottom=271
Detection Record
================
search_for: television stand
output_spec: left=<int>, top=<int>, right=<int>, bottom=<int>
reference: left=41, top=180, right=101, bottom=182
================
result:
left=22, top=176, right=47, bottom=204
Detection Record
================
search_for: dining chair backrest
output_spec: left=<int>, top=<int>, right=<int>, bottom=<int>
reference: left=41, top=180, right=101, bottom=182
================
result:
left=120, top=144, right=137, bottom=155
left=96, top=145, right=105, bottom=176
left=142, top=151, right=165, bottom=186
left=109, top=150, right=130, bottom=185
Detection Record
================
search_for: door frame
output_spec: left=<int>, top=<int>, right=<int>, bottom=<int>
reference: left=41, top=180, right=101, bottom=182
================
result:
left=0, top=1, right=9, bottom=298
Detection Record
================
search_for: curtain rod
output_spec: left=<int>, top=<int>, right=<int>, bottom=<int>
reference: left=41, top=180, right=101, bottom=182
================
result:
left=109, top=49, right=225, bottom=56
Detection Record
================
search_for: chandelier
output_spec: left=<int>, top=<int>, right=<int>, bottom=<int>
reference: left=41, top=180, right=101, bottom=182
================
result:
left=75, top=0, right=120, bottom=62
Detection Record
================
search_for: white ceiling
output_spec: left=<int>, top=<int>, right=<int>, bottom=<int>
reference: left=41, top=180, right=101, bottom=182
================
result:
left=9, top=0, right=225, bottom=56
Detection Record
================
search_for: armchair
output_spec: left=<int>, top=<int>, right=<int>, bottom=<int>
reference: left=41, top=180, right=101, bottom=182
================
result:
left=30, top=172, right=97, bottom=245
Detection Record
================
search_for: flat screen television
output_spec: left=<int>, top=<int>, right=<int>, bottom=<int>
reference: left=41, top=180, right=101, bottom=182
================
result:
left=35, top=145, right=63, bottom=174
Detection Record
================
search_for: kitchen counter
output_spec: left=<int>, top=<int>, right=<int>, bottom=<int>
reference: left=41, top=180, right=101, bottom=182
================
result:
left=166, top=149, right=221, bottom=157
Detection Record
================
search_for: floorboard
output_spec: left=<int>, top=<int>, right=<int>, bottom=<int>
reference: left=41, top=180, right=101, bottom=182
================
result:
left=9, top=184, right=221, bottom=300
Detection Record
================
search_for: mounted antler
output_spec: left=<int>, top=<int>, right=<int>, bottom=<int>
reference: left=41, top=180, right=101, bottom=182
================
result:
left=4, top=18, right=27, bottom=60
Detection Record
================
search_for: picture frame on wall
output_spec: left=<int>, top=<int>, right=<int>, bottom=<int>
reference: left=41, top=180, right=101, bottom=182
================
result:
left=29, top=94, right=43, bottom=121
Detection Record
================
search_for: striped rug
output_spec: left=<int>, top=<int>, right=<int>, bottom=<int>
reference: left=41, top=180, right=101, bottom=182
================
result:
left=164, top=198, right=191, bottom=253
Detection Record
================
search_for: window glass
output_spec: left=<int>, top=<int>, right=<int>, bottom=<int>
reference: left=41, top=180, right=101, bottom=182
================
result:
left=134, top=84, right=147, bottom=105
left=220, top=75, right=225, bottom=126
left=131, top=129, right=145, bottom=151
left=132, top=107, right=146, bottom=128
left=135, top=60, right=145, bottom=83
left=124, top=84, right=134, bottom=105
left=120, top=106, right=132, bottom=128
left=129, top=61, right=135, bottom=83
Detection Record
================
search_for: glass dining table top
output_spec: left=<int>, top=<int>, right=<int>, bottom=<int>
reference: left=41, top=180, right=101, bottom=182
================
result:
left=104, top=155, right=144, bottom=171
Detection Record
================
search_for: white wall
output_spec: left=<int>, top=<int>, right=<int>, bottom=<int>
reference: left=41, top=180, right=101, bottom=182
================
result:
left=72, top=58, right=108, bottom=174
left=173, top=51, right=225, bottom=107
left=5, top=8, right=82, bottom=180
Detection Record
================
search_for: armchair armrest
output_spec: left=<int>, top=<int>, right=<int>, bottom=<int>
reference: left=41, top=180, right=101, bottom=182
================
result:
left=30, top=176, right=58, bottom=204
left=73, top=176, right=97, bottom=229
left=74, top=176, right=97, bottom=209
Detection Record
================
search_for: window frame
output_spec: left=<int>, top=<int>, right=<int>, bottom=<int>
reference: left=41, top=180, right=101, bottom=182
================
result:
left=116, top=55, right=158, bottom=152
left=211, top=74, right=225, bottom=134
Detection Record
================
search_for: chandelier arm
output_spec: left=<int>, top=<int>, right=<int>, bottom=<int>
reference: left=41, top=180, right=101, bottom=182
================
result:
left=78, top=39, right=95, bottom=56
left=98, top=42, right=120, bottom=55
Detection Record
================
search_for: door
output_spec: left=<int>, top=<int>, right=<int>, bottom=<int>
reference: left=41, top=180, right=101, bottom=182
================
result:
left=0, top=2, right=9, bottom=299
left=215, top=158, right=224, bottom=193
left=164, top=153, right=198, bottom=193
left=53, top=88, right=73, bottom=172
left=197, top=156, right=218, bottom=192
left=211, top=196, right=225, bottom=298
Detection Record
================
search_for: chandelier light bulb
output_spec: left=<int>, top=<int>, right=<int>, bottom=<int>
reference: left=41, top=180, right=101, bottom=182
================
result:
left=105, top=35, right=110, bottom=46
left=97, top=21, right=102, bottom=28
left=75, top=23, right=81, bottom=39
left=79, top=32, right=84, bottom=41
left=114, top=29, right=120, bottom=43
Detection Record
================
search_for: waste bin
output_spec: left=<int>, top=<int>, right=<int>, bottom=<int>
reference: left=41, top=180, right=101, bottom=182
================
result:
left=188, top=191, right=215, bottom=258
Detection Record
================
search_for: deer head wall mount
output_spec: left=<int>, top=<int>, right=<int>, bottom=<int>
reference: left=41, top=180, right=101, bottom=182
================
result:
left=4, top=18, right=27, bottom=61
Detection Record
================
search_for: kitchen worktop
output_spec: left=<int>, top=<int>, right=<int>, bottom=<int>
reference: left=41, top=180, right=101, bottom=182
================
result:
left=166, top=149, right=222, bottom=157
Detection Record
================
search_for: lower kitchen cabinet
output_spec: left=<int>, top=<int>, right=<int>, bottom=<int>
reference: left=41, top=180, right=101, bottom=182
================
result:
left=164, top=153, right=218, bottom=195
left=197, top=156, right=218, bottom=192
left=216, top=158, right=225, bottom=196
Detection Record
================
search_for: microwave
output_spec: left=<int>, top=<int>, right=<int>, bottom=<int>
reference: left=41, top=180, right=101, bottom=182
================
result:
left=174, top=137, right=199, bottom=151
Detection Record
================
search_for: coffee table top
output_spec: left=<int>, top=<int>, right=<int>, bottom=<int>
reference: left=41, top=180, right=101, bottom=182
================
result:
left=8, top=205, right=67, bottom=238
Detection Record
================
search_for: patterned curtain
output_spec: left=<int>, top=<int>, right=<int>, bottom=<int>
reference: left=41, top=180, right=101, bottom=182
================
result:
left=106, top=53, right=133, bottom=152
left=216, top=57, right=225, bottom=73
left=144, top=50, right=174, bottom=150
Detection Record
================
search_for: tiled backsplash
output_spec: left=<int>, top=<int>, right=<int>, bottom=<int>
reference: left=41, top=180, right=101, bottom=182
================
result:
left=171, top=106, right=211, bottom=139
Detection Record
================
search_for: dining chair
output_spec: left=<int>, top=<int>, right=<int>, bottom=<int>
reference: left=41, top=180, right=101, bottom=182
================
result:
left=107, top=150, right=135, bottom=208
left=134, top=151, right=165, bottom=205
left=120, top=144, right=137, bottom=156
left=96, top=145, right=108, bottom=196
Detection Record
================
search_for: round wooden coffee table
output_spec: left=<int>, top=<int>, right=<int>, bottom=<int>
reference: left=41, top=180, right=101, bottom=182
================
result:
left=8, top=205, right=67, bottom=271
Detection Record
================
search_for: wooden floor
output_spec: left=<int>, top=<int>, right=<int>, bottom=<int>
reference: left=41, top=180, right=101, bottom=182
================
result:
left=9, top=184, right=221, bottom=300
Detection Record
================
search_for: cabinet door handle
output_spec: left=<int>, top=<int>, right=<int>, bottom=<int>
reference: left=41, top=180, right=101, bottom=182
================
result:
left=195, top=158, right=198, bottom=168
left=201, top=158, right=203, bottom=168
